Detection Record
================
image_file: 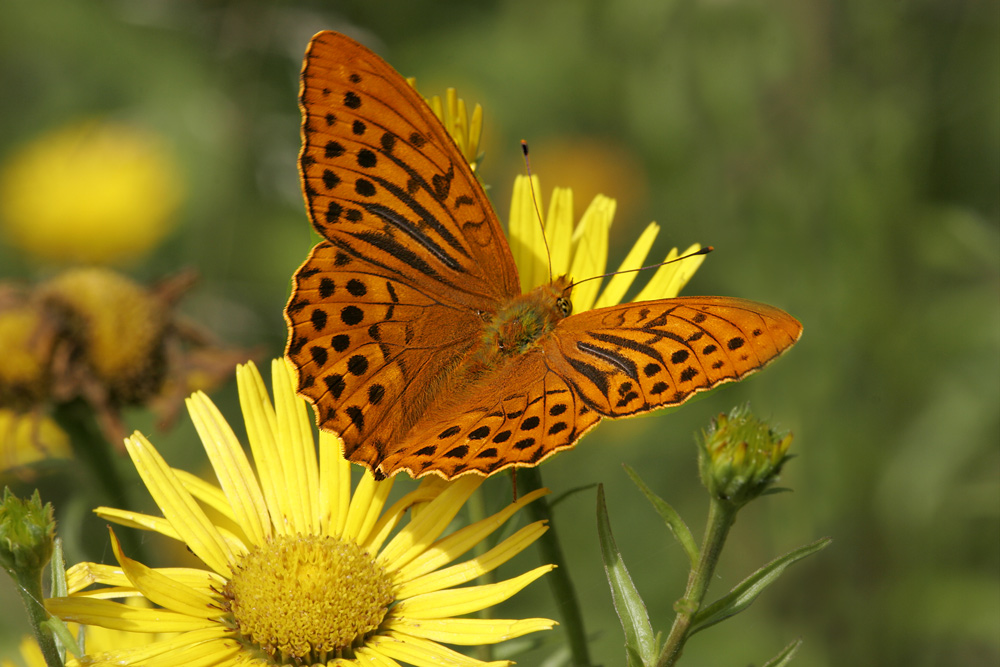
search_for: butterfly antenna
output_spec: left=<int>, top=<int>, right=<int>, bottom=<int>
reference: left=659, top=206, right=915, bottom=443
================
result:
left=521, top=140, right=554, bottom=283
left=569, top=246, right=714, bottom=290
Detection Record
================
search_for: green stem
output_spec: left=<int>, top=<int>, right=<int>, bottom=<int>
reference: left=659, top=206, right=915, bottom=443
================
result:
left=52, top=400, right=143, bottom=560
left=658, top=497, right=737, bottom=667
left=14, top=569, right=63, bottom=667
left=519, top=467, right=594, bottom=667
left=468, top=485, right=494, bottom=662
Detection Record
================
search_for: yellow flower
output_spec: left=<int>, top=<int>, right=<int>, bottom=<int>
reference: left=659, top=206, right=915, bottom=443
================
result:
left=416, top=85, right=483, bottom=172
left=46, top=360, right=554, bottom=666
left=0, top=120, right=183, bottom=264
left=507, top=175, right=706, bottom=307
left=0, top=409, right=71, bottom=474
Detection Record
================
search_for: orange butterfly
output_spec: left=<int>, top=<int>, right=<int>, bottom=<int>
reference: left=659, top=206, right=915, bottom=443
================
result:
left=285, top=32, right=802, bottom=480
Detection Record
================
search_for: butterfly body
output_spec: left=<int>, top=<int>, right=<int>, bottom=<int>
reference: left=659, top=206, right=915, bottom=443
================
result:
left=285, top=31, right=802, bottom=479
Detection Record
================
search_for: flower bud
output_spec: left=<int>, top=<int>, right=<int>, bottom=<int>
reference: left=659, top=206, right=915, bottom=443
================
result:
left=0, top=489, right=55, bottom=577
left=698, top=405, right=793, bottom=508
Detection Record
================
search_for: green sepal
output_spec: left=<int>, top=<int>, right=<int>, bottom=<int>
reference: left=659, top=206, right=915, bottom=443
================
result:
left=623, top=464, right=698, bottom=569
left=689, top=537, right=831, bottom=635
left=597, top=484, right=657, bottom=666
left=761, top=638, right=803, bottom=667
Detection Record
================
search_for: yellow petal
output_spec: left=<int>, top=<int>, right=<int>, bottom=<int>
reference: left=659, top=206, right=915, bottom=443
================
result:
left=318, top=429, right=352, bottom=537
left=510, top=175, right=548, bottom=292
left=108, top=529, right=220, bottom=619
left=46, top=598, right=216, bottom=632
left=71, top=627, right=236, bottom=666
left=363, top=483, right=441, bottom=554
left=95, top=505, right=247, bottom=558
left=236, top=362, right=285, bottom=533
left=545, top=187, right=574, bottom=278
left=378, top=476, right=481, bottom=571
left=395, top=488, right=548, bottom=582
left=369, top=633, right=511, bottom=667
left=185, top=391, right=270, bottom=547
left=124, top=433, right=234, bottom=577
left=271, top=358, right=319, bottom=534
left=393, top=565, right=552, bottom=618
left=593, top=222, right=659, bottom=309
left=395, top=522, right=549, bottom=598
left=388, top=616, right=555, bottom=644
left=635, top=243, right=705, bottom=301
left=569, top=195, right=615, bottom=311
left=345, top=470, right=393, bottom=544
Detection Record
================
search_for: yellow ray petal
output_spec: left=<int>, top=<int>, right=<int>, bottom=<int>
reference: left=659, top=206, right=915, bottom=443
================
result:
left=545, top=186, right=574, bottom=278
left=395, top=488, right=548, bottom=582
left=592, top=222, right=659, bottom=309
left=271, top=358, right=319, bottom=534
left=363, top=483, right=441, bottom=554
left=569, top=195, right=615, bottom=311
left=370, top=633, right=511, bottom=667
left=318, top=429, right=352, bottom=537
left=46, top=598, right=217, bottom=632
left=510, top=175, right=547, bottom=292
left=124, top=433, right=234, bottom=577
left=387, top=616, right=555, bottom=644
left=393, top=566, right=552, bottom=619
left=185, top=391, right=270, bottom=547
left=108, top=529, right=220, bottom=620
left=378, top=476, right=481, bottom=571
left=236, top=362, right=285, bottom=533
left=395, top=522, right=549, bottom=599
left=74, top=626, right=236, bottom=666
left=634, top=243, right=705, bottom=301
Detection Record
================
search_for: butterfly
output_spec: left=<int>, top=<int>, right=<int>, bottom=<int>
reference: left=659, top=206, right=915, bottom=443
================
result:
left=285, top=31, right=802, bottom=480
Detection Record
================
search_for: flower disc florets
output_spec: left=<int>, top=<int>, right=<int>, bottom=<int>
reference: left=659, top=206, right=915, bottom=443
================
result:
left=223, top=533, right=393, bottom=661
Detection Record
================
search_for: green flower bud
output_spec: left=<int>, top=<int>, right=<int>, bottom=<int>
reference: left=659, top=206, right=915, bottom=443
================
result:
left=0, top=488, right=55, bottom=577
left=698, top=405, right=793, bottom=508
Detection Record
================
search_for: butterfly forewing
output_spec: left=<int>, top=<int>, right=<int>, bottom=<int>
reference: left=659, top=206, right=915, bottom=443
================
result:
left=298, top=32, right=519, bottom=305
left=546, top=296, right=803, bottom=416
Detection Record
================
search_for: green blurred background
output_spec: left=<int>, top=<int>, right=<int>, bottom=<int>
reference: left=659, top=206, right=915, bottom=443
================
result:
left=1, top=0, right=997, bottom=665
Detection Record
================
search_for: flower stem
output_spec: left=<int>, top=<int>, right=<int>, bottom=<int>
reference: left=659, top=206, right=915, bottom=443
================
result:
left=519, top=467, right=594, bottom=667
left=468, top=485, right=495, bottom=662
left=658, top=497, right=737, bottom=667
left=14, top=569, right=63, bottom=667
left=52, top=399, right=143, bottom=560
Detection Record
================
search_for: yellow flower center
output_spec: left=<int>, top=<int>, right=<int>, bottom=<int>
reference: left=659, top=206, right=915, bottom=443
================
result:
left=223, top=533, right=394, bottom=661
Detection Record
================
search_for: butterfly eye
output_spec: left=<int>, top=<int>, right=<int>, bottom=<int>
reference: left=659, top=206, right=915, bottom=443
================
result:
left=556, top=297, right=572, bottom=317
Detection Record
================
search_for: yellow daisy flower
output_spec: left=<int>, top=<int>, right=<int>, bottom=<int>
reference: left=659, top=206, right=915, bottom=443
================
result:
left=46, top=359, right=554, bottom=666
left=508, top=175, right=706, bottom=307
left=0, top=120, right=183, bottom=265
left=417, top=85, right=483, bottom=172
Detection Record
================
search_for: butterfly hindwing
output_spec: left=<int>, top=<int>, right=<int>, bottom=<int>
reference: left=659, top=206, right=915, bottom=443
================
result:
left=377, top=350, right=602, bottom=478
left=546, top=296, right=802, bottom=417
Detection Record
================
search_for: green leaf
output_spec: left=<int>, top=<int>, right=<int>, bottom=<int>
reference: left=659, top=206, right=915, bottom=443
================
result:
left=597, top=484, right=657, bottom=666
left=761, top=638, right=803, bottom=667
left=689, top=537, right=831, bottom=635
left=623, top=464, right=698, bottom=568
left=549, top=483, right=599, bottom=509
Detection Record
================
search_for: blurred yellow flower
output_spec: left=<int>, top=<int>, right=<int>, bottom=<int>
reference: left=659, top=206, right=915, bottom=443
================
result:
left=0, top=120, right=183, bottom=264
left=0, top=409, right=71, bottom=472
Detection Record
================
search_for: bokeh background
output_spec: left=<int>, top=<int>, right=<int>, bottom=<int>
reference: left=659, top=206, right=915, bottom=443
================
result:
left=1, top=1, right=997, bottom=665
